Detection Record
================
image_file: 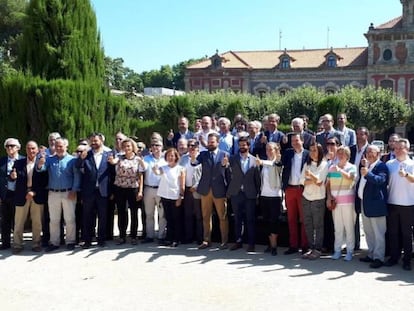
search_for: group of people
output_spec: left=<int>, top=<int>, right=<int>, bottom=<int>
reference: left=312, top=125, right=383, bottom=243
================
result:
left=0, top=112, right=413, bottom=271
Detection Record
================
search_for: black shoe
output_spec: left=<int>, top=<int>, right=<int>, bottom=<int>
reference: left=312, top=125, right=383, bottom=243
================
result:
left=284, top=247, right=298, bottom=255
left=66, top=243, right=76, bottom=251
left=32, top=246, right=42, bottom=252
left=384, top=259, right=398, bottom=267
left=246, top=245, right=255, bottom=252
left=0, top=244, right=11, bottom=250
left=230, top=242, right=243, bottom=251
left=158, top=239, right=169, bottom=246
left=81, top=242, right=91, bottom=249
left=271, top=247, right=278, bottom=256
left=198, top=242, right=211, bottom=250
left=131, top=238, right=137, bottom=245
left=403, top=262, right=412, bottom=271
left=141, top=237, right=154, bottom=244
left=369, top=259, right=383, bottom=269
left=116, top=238, right=126, bottom=245
left=359, top=256, right=374, bottom=263
left=45, top=245, right=59, bottom=252
left=12, top=247, right=23, bottom=255
left=98, top=241, right=106, bottom=248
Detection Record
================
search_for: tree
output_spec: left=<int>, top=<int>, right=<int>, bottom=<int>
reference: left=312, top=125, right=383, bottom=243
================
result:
left=18, top=0, right=105, bottom=81
left=0, top=0, right=27, bottom=69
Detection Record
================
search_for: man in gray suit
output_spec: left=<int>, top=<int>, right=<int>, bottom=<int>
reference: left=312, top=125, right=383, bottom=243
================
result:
left=225, top=137, right=261, bottom=252
left=316, top=114, right=344, bottom=153
left=192, top=133, right=229, bottom=250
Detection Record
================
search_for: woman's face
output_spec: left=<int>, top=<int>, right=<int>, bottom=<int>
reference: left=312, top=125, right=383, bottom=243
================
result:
left=309, top=145, right=319, bottom=161
left=266, top=145, right=280, bottom=159
left=122, top=142, right=133, bottom=154
left=337, top=150, right=348, bottom=164
left=166, top=152, right=177, bottom=165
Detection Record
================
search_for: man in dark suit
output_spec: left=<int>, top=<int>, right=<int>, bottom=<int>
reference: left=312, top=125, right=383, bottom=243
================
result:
left=381, top=133, right=400, bottom=162
left=281, top=117, right=314, bottom=151
left=11, top=141, right=48, bottom=253
left=357, top=144, right=388, bottom=268
left=0, top=138, right=24, bottom=250
left=258, top=113, right=285, bottom=159
left=192, top=133, right=229, bottom=250
left=350, top=126, right=370, bottom=251
left=166, top=117, right=194, bottom=148
left=77, top=133, right=113, bottom=248
left=316, top=114, right=344, bottom=153
left=282, top=133, right=309, bottom=254
left=246, top=121, right=263, bottom=157
left=225, top=137, right=261, bottom=252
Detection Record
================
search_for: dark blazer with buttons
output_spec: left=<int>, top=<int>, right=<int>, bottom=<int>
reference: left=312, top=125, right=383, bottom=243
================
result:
left=77, top=150, right=113, bottom=198
left=0, top=155, right=25, bottom=201
left=13, top=157, right=48, bottom=206
left=359, top=161, right=388, bottom=217
left=166, top=131, right=194, bottom=148
left=226, top=153, right=261, bottom=199
left=194, top=149, right=229, bottom=198
left=281, top=148, right=309, bottom=190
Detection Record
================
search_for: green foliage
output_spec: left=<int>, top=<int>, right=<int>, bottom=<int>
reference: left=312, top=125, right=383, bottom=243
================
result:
left=19, top=0, right=105, bottom=81
left=160, top=96, right=196, bottom=131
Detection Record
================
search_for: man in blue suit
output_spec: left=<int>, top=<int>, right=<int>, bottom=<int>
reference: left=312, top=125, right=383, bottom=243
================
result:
left=225, top=137, right=261, bottom=252
left=192, top=133, right=229, bottom=250
left=165, top=117, right=194, bottom=148
left=11, top=141, right=48, bottom=253
left=0, top=138, right=24, bottom=250
left=357, top=145, right=388, bottom=268
left=77, top=133, right=113, bottom=248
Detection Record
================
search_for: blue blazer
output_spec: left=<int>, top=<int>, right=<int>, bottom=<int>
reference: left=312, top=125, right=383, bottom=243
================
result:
left=226, top=154, right=261, bottom=199
left=165, top=131, right=194, bottom=148
left=281, top=148, right=309, bottom=190
left=359, top=161, right=388, bottom=217
left=77, top=150, right=113, bottom=198
left=13, top=157, right=48, bottom=206
left=195, top=149, right=229, bottom=198
left=0, top=155, right=25, bottom=201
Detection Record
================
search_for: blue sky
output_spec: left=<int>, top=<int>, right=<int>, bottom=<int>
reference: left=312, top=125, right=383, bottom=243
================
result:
left=90, top=0, right=402, bottom=73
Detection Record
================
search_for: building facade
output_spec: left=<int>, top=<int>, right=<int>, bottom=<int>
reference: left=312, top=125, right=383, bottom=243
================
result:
left=185, top=0, right=414, bottom=104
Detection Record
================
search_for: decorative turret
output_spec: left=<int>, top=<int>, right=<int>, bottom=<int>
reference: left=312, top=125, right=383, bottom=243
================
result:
left=401, top=0, right=414, bottom=28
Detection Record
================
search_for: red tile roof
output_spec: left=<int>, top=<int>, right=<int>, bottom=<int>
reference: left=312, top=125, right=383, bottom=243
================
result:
left=187, top=47, right=368, bottom=70
left=375, top=16, right=402, bottom=29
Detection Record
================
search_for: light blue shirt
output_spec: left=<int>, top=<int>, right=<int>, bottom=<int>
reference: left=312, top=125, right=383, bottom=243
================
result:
left=37, top=154, right=80, bottom=191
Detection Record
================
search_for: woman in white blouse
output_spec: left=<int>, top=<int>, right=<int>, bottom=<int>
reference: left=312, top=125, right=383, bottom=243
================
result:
left=300, top=143, right=329, bottom=260
left=256, top=142, right=283, bottom=256
left=153, top=148, right=185, bottom=247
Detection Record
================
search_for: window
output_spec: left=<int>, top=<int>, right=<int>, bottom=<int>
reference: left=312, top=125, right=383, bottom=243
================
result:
left=212, top=58, right=221, bottom=69
left=379, top=79, right=393, bottom=90
left=327, top=55, right=337, bottom=68
left=383, top=49, right=392, bottom=61
left=280, top=57, right=290, bottom=69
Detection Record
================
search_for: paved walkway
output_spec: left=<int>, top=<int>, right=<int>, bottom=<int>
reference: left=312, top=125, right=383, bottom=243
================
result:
left=0, top=240, right=413, bottom=311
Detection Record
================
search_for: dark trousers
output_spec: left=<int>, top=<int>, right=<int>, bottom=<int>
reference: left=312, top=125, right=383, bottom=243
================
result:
left=323, top=208, right=335, bottom=252
left=75, top=193, right=83, bottom=244
left=162, top=197, right=182, bottom=243
left=115, top=186, right=138, bottom=240
left=354, top=211, right=361, bottom=250
left=0, top=190, right=15, bottom=247
left=82, top=190, right=108, bottom=243
left=182, top=187, right=203, bottom=243
left=388, top=204, right=414, bottom=264
left=130, top=200, right=143, bottom=239
left=231, top=191, right=256, bottom=246
left=260, top=196, right=281, bottom=235
left=106, top=198, right=116, bottom=240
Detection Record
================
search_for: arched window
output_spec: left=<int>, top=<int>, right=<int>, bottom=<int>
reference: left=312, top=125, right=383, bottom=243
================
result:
left=327, top=55, right=337, bottom=68
left=379, top=79, right=393, bottom=90
left=280, top=57, right=290, bottom=69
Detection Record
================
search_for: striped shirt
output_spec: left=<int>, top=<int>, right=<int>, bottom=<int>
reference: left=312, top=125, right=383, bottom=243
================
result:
left=328, top=162, right=356, bottom=205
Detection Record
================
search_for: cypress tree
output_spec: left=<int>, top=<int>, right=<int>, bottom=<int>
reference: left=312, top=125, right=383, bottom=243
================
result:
left=18, top=0, right=104, bottom=81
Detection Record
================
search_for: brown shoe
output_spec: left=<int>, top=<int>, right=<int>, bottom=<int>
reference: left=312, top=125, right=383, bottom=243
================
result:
left=198, top=242, right=210, bottom=250
left=230, top=242, right=243, bottom=251
left=32, top=246, right=42, bottom=252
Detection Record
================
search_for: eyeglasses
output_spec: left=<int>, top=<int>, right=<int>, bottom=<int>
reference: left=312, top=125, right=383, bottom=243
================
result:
left=6, top=145, right=16, bottom=148
left=151, top=144, right=162, bottom=147
left=188, top=144, right=198, bottom=147
left=76, top=150, right=84, bottom=153
left=326, top=142, right=337, bottom=146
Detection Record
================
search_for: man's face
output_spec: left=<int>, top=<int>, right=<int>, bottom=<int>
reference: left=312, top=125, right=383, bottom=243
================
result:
left=291, top=135, right=303, bottom=150
left=201, top=117, right=211, bottom=131
left=177, top=140, right=188, bottom=155
left=5, top=143, right=19, bottom=157
left=178, top=118, right=188, bottom=132
left=366, top=147, right=379, bottom=163
left=238, top=141, right=249, bottom=154
left=219, top=120, right=229, bottom=132
left=394, top=141, right=408, bottom=158
left=337, top=114, right=346, bottom=127
left=26, top=142, right=38, bottom=160
left=268, top=117, right=278, bottom=131
left=247, top=123, right=258, bottom=136
left=356, top=129, right=368, bottom=145
left=388, top=135, right=399, bottom=151
left=90, top=135, right=103, bottom=150
left=292, top=121, right=302, bottom=133
left=207, top=136, right=218, bottom=151
left=55, top=140, right=67, bottom=157
left=321, top=117, right=333, bottom=131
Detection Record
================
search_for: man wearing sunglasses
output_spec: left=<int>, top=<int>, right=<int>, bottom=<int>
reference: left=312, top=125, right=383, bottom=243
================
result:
left=0, top=138, right=24, bottom=250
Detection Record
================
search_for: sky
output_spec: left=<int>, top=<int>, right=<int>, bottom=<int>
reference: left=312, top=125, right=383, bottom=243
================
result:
left=90, top=0, right=402, bottom=73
